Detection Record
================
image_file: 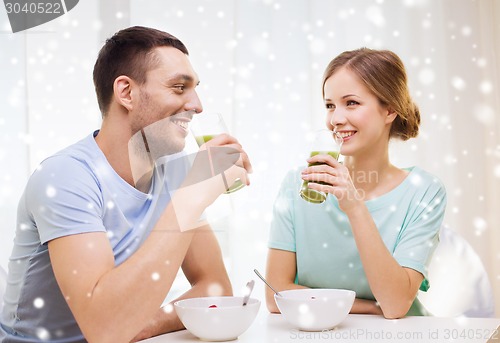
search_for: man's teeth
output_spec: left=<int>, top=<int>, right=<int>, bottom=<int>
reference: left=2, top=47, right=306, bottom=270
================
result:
left=173, top=120, right=188, bottom=130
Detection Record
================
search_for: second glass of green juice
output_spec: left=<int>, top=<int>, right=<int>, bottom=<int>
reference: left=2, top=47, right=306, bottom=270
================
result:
left=190, top=113, right=245, bottom=194
left=300, top=129, right=343, bottom=204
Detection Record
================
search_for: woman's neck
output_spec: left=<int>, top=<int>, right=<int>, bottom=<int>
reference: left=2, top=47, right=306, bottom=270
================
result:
left=343, top=151, right=405, bottom=201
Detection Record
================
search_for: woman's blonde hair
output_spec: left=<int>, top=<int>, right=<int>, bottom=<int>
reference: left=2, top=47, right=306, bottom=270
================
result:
left=322, top=48, right=420, bottom=141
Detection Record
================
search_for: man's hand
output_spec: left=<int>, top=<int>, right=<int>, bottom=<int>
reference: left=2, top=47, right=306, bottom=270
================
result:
left=129, top=226, right=232, bottom=341
left=130, top=307, right=181, bottom=342
left=170, top=133, right=253, bottom=231
left=189, top=133, right=253, bottom=193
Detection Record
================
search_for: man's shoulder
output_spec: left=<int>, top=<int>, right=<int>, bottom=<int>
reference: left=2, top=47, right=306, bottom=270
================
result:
left=26, top=132, right=102, bottom=188
left=51, top=131, right=100, bottom=161
left=37, top=132, right=100, bottom=170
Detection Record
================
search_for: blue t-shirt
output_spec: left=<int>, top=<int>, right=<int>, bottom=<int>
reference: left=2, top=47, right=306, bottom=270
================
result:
left=0, top=131, right=189, bottom=342
left=268, top=166, right=447, bottom=316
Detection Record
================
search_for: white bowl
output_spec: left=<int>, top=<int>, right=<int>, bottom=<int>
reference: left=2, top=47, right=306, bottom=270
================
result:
left=174, top=296, right=260, bottom=341
left=274, top=289, right=355, bottom=331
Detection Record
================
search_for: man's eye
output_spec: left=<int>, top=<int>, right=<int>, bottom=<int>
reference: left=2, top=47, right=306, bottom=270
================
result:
left=174, top=85, right=185, bottom=91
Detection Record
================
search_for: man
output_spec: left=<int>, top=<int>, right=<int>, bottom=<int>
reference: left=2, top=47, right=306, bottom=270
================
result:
left=0, top=26, right=252, bottom=342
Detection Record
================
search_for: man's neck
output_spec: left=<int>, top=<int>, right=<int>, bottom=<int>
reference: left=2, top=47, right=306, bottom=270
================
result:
left=95, top=115, right=153, bottom=192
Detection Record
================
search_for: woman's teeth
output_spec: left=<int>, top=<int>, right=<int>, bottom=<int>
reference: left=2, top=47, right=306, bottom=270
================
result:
left=339, top=131, right=355, bottom=138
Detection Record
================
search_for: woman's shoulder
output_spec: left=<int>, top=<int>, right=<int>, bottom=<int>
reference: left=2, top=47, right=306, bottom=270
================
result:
left=402, top=166, right=447, bottom=200
left=405, top=166, right=445, bottom=187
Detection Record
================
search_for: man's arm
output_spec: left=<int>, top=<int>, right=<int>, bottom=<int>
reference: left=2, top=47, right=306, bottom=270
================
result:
left=49, top=134, right=249, bottom=343
left=48, top=202, right=196, bottom=343
left=130, top=225, right=232, bottom=341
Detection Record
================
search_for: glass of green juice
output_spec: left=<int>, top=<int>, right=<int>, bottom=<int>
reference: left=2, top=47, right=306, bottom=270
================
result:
left=299, top=129, right=343, bottom=204
left=190, top=113, right=245, bottom=194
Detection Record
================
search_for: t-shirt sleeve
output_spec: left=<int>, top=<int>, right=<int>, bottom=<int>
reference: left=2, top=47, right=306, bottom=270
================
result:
left=268, top=169, right=298, bottom=252
left=25, top=155, right=106, bottom=244
left=393, top=176, right=447, bottom=291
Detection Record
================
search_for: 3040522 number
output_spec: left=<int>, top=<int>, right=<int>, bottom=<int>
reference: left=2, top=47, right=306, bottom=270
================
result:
left=5, top=2, right=62, bottom=14
left=443, top=328, right=499, bottom=340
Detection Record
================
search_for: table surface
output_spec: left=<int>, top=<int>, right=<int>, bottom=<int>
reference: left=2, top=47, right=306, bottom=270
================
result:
left=140, top=309, right=500, bottom=343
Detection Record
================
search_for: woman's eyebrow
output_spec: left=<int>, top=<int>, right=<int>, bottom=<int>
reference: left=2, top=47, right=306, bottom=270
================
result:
left=341, top=94, right=360, bottom=99
left=324, top=94, right=359, bottom=102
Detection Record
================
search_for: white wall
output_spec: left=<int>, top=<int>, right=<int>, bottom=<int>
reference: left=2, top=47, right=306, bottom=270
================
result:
left=0, top=0, right=102, bottom=270
left=1, top=0, right=499, bottom=313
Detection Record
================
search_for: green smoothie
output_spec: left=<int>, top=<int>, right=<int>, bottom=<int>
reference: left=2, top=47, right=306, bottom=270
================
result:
left=195, top=134, right=215, bottom=146
left=194, top=134, right=245, bottom=193
left=300, top=150, right=340, bottom=204
left=309, top=150, right=339, bottom=161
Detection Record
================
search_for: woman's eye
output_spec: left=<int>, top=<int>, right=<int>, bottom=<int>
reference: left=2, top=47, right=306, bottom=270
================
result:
left=346, top=100, right=359, bottom=106
left=325, top=103, right=335, bottom=109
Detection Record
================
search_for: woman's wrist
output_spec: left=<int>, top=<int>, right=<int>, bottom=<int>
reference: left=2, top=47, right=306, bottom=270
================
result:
left=340, top=197, right=365, bottom=217
left=350, top=298, right=383, bottom=315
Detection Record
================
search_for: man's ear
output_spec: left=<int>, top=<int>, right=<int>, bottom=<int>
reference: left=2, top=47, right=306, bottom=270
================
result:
left=113, top=75, right=134, bottom=111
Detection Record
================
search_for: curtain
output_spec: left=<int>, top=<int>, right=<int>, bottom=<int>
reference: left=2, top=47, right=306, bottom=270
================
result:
left=0, top=0, right=498, bottom=314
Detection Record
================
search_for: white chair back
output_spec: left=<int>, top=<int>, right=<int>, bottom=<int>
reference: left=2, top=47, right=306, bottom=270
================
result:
left=418, top=226, right=495, bottom=317
left=0, top=265, right=6, bottom=313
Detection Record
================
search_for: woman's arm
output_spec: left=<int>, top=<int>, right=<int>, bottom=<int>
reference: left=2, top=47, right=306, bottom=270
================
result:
left=266, top=248, right=384, bottom=315
left=344, top=205, right=424, bottom=319
left=302, top=157, right=424, bottom=319
left=350, top=299, right=383, bottom=315
left=265, top=249, right=307, bottom=313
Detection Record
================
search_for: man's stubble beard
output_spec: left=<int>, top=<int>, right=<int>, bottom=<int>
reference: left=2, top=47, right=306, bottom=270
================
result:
left=130, top=92, right=185, bottom=163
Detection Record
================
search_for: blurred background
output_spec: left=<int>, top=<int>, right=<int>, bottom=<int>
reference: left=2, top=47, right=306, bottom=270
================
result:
left=1, top=0, right=499, bottom=315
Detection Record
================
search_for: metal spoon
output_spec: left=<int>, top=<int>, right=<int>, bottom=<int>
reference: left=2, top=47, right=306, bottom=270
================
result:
left=242, top=280, right=255, bottom=306
left=253, top=269, right=282, bottom=297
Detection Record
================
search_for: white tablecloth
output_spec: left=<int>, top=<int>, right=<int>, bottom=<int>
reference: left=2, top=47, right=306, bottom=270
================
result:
left=140, top=309, right=500, bottom=343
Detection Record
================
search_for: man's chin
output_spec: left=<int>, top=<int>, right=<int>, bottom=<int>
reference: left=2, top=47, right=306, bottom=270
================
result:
left=153, top=142, right=185, bottom=159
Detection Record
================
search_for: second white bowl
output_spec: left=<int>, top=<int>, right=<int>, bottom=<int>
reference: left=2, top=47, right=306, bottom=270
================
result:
left=275, top=288, right=355, bottom=331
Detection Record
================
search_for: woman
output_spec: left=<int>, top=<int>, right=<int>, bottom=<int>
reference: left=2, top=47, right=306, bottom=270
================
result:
left=266, top=48, right=446, bottom=319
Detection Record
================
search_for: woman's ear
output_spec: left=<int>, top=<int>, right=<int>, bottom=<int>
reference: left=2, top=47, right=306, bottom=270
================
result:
left=113, top=75, right=134, bottom=111
left=385, top=107, right=398, bottom=124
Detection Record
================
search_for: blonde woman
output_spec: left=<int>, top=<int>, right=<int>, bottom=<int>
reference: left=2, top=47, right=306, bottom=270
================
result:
left=266, top=48, right=446, bottom=319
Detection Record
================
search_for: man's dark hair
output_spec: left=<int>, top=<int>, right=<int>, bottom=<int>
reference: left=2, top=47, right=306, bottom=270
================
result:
left=93, top=26, right=189, bottom=116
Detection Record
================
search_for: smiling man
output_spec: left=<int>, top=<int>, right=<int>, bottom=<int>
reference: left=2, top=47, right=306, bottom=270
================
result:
left=0, top=26, right=252, bottom=343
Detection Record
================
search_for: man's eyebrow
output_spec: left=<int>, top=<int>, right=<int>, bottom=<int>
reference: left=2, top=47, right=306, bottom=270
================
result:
left=167, top=73, right=200, bottom=85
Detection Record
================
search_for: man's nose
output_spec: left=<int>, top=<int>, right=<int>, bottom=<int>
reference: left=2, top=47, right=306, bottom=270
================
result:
left=185, top=91, right=203, bottom=114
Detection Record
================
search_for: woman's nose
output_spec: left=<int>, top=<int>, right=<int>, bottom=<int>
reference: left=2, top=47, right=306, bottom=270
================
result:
left=329, top=109, right=347, bottom=129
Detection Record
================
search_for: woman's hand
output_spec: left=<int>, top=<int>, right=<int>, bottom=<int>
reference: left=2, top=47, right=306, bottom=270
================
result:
left=350, top=298, right=384, bottom=315
left=301, top=154, right=362, bottom=213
